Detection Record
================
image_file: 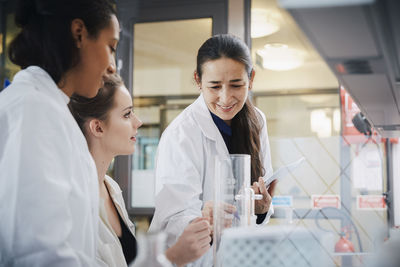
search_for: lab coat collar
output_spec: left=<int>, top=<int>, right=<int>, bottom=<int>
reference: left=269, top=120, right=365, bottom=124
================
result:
left=103, top=175, right=135, bottom=230
left=191, top=94, right=230, bottom=157
left=13, top=66, right=70, bottom=104
left=191, top=94, right=220, bottom=142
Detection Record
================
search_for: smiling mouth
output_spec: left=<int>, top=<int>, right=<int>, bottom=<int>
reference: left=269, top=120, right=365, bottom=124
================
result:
left=217, top=103, right=236, bottom=111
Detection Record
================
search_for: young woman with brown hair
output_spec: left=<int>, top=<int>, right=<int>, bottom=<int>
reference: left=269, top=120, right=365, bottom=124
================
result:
left=69, top=74, right=211, bottom=267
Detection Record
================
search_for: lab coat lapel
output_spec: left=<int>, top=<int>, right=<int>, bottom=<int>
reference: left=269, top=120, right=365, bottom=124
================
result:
left=191, top=94, right=230, bottom=159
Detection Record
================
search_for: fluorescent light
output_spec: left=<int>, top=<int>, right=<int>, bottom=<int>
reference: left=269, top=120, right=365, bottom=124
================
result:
left=333, top=108, right=341, bottom=132
left=279, top=0, right=374, bottom=9
left=251, top=9, right=280, bottom=38
left=311, top=109, right=332, bottom=138
left=256, top=43, right=305, bottom=71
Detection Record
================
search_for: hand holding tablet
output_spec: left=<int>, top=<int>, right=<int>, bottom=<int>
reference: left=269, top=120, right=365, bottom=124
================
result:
left=263, top=157, right=305, bottom=186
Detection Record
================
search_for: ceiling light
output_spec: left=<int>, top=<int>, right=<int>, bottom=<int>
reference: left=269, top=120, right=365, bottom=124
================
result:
left=251, top=8, right=280, bottom=38
left=333, top=108, right=341, bottom=132
left=256, top=43, right=305, bottom=71
left=310, top=109, right=332, bottom=138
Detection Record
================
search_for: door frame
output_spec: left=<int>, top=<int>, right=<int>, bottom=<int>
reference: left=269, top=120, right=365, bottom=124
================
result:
left=115, top=0, right=228, bottom=216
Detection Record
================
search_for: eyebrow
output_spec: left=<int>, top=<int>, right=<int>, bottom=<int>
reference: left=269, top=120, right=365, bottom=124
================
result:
left=230, top=79, right=243, bottom=83
left=207, top=79, right=244, bottom=84
left=122, top=106, right=133, bottom=111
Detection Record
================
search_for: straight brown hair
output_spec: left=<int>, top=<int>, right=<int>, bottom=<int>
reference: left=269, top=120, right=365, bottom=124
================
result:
left=68, top=73, right=123, bottom=137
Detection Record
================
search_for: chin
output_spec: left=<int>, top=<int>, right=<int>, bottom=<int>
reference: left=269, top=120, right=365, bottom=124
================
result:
left=78, top=87, right=99, bottom=98
left=87, top=90, right=99, bottom=98
left=127, top=147, right=135, bottom=155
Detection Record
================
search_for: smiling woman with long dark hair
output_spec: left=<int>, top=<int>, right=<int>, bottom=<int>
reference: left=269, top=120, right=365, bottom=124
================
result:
left=149, top=34, right=277, bottom=266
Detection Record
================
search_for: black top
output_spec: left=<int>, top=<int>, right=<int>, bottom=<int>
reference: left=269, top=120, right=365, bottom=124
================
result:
left=210, top=111, right=268, bottom=224
left=210, top=112, right=233, bottom=153
left=117, top=211, right=137, bottom=265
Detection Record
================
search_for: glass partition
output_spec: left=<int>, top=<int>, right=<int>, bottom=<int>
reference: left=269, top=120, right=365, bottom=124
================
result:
left=250, top=0, right=388, bottom=266
left=131, top=18, right=212, bottom=211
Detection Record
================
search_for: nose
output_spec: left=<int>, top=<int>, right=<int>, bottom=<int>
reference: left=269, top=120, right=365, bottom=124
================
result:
left=107, top=55, right=117, bottom=75
left=132, top=114, right=143, bottom=129
left=219, top=85, right=231, bottom=104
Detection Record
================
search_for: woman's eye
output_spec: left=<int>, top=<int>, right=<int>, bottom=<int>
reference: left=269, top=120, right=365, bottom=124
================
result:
left=110, top=46, right=116, bottom=53
left=210, top=86, right=221, bottom=89
left=124, top=111, right=131, bottom=118
left=231, top=84, right=243, bottom=88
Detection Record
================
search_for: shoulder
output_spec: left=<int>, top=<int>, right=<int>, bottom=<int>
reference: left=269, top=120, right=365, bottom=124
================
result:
left=254, top=106, right=266, bottom=122
left=0, top=92, right=65, bottom=136
left=161, top=102, right=203, bottom=139
left=0, top=72, right=67, bottom=120
left=0, top=74, right=78, bottom=155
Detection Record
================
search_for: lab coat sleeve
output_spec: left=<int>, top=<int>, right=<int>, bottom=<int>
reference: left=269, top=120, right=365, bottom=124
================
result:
left=0, top=96, right=95, bottom=266
left=256, top=108, right=274, bottom=225
left=150, top=123, right=204, bottom=248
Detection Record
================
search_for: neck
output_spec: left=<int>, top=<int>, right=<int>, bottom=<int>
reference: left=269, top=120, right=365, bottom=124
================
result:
left=58, top=71, right=75, bottom=97
left=224, top=119, right=231, bottom=126
left=89, top=144, right=114, bottom=189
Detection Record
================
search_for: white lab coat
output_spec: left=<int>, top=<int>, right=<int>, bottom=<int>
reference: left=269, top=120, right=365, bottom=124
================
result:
left=97, top=175, right=136, bottom=267
left=149, top=94, right=273, bottom=267
left=0, top=66, right=99, bottom=266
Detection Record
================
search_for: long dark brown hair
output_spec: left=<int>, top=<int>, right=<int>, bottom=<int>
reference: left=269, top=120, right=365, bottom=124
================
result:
left=196, top=34, right=265, bottom=183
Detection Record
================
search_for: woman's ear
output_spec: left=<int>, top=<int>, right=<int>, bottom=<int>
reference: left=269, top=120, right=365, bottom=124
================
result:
left=71, top=18, right=87, bottom=48
left=194, top=71, right=201, bottom=90
left=249, top=69, right=256, bottom=90
left=87, top=119, right=104, bottom=138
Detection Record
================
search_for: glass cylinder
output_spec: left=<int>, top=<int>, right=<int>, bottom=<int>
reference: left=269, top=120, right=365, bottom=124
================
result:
left=213, top=154, right=257, bottom=267
left=129, top=231, right=173, bottom=267
left=230, top=154, right=256, bottom=227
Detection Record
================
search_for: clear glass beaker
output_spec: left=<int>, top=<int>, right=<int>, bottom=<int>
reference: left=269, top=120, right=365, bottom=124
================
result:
left=129, top=231, right=173, bottom=267
left=213, top=154, right=257, bottom=267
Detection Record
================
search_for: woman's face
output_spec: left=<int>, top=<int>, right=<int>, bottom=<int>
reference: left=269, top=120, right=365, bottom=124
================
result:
left=197, top=57, right=254, bottom=125
left=73, top=15, right=120, bottom=98
left=101, top=86, right=142, bottom=156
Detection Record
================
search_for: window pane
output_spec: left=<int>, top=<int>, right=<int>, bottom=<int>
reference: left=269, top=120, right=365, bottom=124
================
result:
left=251, top=0, right=387, bottom=265
left=131, top=18, right=212, bottom=209
left=132, top=18, right=212, bottom=171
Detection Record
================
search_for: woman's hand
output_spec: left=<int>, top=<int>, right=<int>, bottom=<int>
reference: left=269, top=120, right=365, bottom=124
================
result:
left=165, top=217, right=211, bottom=267
left=201, top=201, right=236, bottom=236
left=201, top=201, right=214, bottom=227
left=252, top=178, right=277, bottom=214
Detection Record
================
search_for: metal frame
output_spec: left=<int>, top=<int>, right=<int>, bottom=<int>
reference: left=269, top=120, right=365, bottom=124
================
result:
left=0, top=1, right=4, bottom=90
left=386, top=139, right=395, bottom=228
left=244, top=0, right=251, bottom=46
left=115, top=0, right=229, bottom=216
left=0, top=0, right=13, bottom=91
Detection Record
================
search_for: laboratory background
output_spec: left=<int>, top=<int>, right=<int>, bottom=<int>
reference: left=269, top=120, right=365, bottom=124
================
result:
left=1, top=0, right=400, bottom=266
